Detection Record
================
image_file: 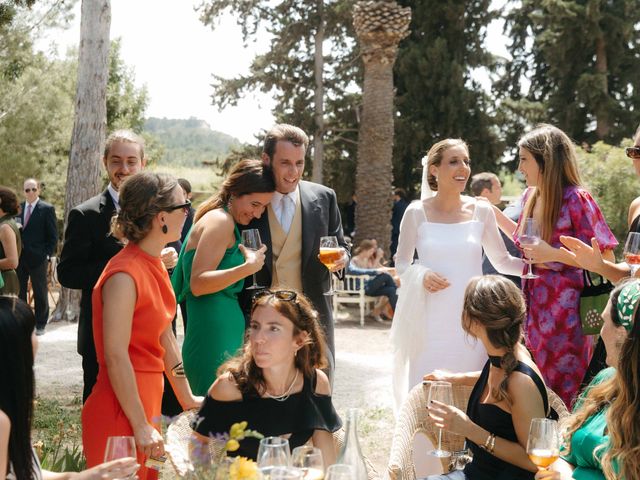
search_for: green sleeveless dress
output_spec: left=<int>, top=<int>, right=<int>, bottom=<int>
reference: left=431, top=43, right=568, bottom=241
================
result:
left=0, top=215, right=22, bottom=295
left=172, top=218, right=246, bottom=396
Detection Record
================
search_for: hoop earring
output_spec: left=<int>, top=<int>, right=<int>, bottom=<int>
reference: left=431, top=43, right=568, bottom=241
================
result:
left=161, top=224, right=168, bottom=234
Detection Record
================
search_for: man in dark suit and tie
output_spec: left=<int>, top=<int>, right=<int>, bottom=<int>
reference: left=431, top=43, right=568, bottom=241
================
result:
left=17, top=178, right=58, bottom=335
left=239, top=124, right=349, bottom=380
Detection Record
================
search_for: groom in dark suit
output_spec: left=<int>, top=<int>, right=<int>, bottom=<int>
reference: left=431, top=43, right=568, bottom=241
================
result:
left=17, top=178, right=58, bottom=335
left=239, top=124, right=349, bottom=380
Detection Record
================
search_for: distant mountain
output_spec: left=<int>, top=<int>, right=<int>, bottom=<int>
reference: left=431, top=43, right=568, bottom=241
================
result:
left=144, top=117, right=241, bottom=167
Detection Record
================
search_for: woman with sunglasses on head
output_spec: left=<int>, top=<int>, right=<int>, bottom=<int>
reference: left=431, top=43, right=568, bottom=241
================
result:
left=172, top=159, right=275, bottom=397
left=535, top=278, right=640, bottom=480
left=192, top=289, right=341, bottom=464
left=82, top=172, right=201, bottom=480
left=0, top=296, right=139, bottom=480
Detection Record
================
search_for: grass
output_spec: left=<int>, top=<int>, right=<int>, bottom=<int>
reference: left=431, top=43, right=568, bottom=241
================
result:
left=150, top=164, right=224, bottom=197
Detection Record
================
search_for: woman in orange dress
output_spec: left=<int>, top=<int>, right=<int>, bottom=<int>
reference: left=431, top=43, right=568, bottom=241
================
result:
left=82, top=172, right=201, bottom=480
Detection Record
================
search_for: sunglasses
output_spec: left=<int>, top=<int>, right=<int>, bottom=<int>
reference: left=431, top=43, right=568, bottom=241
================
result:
left=253, top=289, right=297, bottom=303
left=626, top=147, right=640, bottom=159
left=163, top=200, right=191, bottom=214
left=24, top=188, right=37, bottom=193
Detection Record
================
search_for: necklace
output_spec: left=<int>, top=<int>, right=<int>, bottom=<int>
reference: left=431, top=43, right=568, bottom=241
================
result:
left=266, top=369, right=299, bottom=402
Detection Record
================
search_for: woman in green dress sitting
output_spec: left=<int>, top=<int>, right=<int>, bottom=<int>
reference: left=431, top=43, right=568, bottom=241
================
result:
left=172, top=159, right=275, bottom=396
left=535, top=278, right=640, bottom=480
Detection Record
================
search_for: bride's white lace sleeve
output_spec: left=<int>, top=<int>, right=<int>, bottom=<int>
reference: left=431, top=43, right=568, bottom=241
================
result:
left=478, top=201, right=525, bottom=276
left=394, top=201, right=423, bottom=275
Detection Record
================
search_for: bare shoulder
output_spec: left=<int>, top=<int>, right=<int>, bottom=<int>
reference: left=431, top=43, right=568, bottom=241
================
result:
left=0, top=409, right=10, bottom=430
left=208, top=372, right=243, bottom=401
left=314, top=369, right=331, bottom=395
left=629, top=196, right=640, bottom=225
left=508, top=368, right=545, bottom=409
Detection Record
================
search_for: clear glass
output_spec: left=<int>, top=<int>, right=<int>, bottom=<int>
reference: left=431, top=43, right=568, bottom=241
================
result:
left=624, top=232, right=640, bottom=276
left=526, top=418, right=560, bottom=469
left=242, top=228, right=264, bottom=290
left=520, top=218, right=540, bottom=279
left=292, top=446, right=324, bottom=480
left=325, top=465, right=355, bottom=480
left=104, top=436, right=137, bottom=479
left=319, top=235, right=340, bottom=296
left=269, top=467, right=304, bottom=480
left=258, top=437, right=291, bottom=477
left=427, top=381, right=453, bottom=458
left=336, top=408, right=367, bottom=480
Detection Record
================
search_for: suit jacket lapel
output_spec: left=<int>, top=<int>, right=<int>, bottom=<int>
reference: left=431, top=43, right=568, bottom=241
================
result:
left=300, top=182, right=320, bottom=275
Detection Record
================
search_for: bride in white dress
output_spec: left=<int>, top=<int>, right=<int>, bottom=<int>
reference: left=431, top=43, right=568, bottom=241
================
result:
left=391, top=139, right=525, bottom=412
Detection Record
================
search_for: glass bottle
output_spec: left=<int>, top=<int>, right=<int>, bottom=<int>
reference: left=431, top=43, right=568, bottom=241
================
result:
left=337, top=408, right=367, bottom=480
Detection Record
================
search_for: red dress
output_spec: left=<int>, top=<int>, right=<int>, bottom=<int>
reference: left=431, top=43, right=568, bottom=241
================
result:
left=514, top=186, right=617, bottom=407
left=82, top=243, right=175, bottom=480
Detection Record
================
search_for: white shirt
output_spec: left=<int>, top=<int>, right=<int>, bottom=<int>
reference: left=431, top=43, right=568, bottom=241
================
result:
left=271, top=188, right=299, bottom=220
left=25, top=198, right=40, bottom=211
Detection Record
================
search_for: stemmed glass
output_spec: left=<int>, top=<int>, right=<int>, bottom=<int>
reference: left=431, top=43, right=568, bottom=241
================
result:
left=257, top=437, right=291, bottom=477
left=104, top=436, right=137, bottom=479
left=526, top=418, right=560, bottom=469
left=520, top=218, right=540, bottom=279
left=325, top=464, right=355, bottom=480
left=319, top=236, right=341, bottom=296
left=241, top=228, right=264, bottom=290
left=624, top=232, right=640, bottom=276
left=426, top=381, right=453, bottom=458
left=291, top=446, right=324, bottom=480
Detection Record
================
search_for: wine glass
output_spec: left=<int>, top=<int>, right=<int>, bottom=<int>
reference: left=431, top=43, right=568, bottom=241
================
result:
left=291, top=446, right=324, bottom=480
left=520, top=218, right=540, bottom=279
left=242, top=228, right=264, bottom=290
left=104, top=436, right=136, bottom=469
left=269, top=467, right=304, bottom=480
left=257, top=437, right=291, bottom=477
left=624, top=232, right=640, bottom=276
left=526, top=418, right=560, bottom=469
left=427, top=381, right=453, bottom=458
left=325, top=464, right=355, bottom=480
left=319, top=236, right=341, bottom=296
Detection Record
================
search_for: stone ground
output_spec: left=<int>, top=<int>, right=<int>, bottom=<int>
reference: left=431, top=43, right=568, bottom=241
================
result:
left=34, top=306, right=395, bottom=477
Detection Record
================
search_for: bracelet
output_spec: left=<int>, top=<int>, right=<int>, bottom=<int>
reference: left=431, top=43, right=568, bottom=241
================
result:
left=171, top=361, right=185, bottom=377
left=480, top=433, right=496, bottom=454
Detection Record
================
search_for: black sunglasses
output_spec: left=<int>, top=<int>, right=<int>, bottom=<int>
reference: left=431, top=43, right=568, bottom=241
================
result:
left=253, top=289, right=297, bottom=303
left=24, top=188, right=37, bottom=193
left=163, top=200, right=191, bottom=214
left=625, top=147, right=640, bottom=159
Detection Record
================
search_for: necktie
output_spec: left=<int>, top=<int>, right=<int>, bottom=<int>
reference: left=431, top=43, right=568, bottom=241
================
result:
left=24, top=204, right=32, bottom=227
left=279, top=194, right=295, bottom=234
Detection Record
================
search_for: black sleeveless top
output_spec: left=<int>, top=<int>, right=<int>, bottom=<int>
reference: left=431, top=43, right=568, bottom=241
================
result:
left=463, top=357, right=554, bottom=480
left=193, top=372, right=342, bottom=460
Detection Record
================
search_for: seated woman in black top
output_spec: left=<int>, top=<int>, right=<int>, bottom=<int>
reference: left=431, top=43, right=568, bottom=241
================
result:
left=193, top=289, right=341, bottom=463
left=425, top=275, right=552, bottom=480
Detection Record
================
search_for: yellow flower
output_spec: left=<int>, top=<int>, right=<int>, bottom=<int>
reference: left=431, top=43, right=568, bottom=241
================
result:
left=229, top=456, right=259, bottom=480
left=225, top=439, right=240, bottom=452
left=230, top=421, right=248, bottom=439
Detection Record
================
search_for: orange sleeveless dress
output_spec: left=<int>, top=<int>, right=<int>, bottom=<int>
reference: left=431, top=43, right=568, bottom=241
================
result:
left=82, top=243, right=175, bottom=480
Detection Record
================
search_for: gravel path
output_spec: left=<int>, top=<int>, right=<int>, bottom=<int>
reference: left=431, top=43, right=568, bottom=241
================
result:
left=34, top=309, right=395, bottom=476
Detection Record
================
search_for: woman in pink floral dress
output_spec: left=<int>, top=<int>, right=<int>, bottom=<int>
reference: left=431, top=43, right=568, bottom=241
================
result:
left=495, top=124, right=617, bottom=407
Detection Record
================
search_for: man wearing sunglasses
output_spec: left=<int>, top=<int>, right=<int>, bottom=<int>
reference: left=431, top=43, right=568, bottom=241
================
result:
left=16, top=178, right=58, bottom=336
left=239, top=124, right=350, bottom=381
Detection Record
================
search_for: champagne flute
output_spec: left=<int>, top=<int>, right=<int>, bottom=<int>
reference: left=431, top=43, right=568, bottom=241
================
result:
left=104, top=436, right=137, bottom=479
left=427, top=381, right=453, bottom=458
left=624, top=232, right=640, bottom=276
left=257, top=437, right=291, bottom=478
left=325, top=464, right=355, bottom=480
left=242, top=228, right=264, bottom=290
left=319, top=236, right=342, bottom=296
left=526, top=418, right=560, bottom=469
left=292, top=446, right=324, bottom=480
left=520, top=218, right=540, bottom=279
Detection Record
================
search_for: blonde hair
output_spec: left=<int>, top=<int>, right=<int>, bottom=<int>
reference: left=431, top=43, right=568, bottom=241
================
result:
left=518, top=124, right=582, bottom=242
left=104, top=129, right=145, bottom=160
left=425, top=139, right=468, bottom=192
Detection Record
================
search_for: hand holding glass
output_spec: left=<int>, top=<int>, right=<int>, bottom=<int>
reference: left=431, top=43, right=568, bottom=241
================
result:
left=624, top=232, right=640, bottom=276
left=104, top=436, right=137, bottom=479
left=526, top=418, right=560, bottom=469
left=427, top=381, right=453, bottom=458
left=292, top=446, right=324, bottom=480
left=319, top=236, right=341, bottom=295
left=520, top=218, right=540, bottom=279
left=242, top=228, right=264, bottom=290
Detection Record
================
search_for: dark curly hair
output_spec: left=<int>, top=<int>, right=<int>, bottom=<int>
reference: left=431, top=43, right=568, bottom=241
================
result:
left=112, top=172, right=179, bottom=243
left=0, top=186, right=19, bottom=216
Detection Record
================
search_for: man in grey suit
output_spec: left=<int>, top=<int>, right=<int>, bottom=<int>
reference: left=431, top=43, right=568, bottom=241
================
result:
left=239, top=124, right=349, bottom=380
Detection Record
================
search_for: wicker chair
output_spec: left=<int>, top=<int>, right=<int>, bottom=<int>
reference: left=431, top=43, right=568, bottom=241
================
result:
left=162, top=409, right=380, bottom=480
left=387, top=381, right=569, bottom=480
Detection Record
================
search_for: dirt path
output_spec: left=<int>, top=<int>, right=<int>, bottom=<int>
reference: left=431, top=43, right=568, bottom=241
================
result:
left=34, top=310, right=395, bottom=476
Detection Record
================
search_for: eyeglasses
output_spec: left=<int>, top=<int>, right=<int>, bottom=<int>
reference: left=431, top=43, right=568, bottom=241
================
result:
left=626, top=147, right=640, bottom=159
left=163, top=200, right=191, bottom=214
left=24, top=188, right=37, bottom=193
left=253, top=289, right=297, bottom=303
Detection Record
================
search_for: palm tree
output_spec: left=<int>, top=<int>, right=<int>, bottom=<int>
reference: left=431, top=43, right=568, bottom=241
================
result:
left=352, top=0, right=411, bottom=252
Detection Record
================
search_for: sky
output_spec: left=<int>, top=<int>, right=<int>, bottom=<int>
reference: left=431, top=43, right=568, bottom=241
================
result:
left=39, top=0, right=509, bottom=144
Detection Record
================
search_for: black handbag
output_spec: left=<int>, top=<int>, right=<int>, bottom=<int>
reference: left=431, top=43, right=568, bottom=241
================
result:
left=580, top=270, right=613, bottom=335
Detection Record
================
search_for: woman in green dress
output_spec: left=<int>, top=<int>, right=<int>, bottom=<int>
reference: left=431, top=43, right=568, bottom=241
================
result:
left=535, top=278, right=640, bottom=480
left=172, top=159, right=274, bottom=396
left=0, top=187, right=22, bottom=296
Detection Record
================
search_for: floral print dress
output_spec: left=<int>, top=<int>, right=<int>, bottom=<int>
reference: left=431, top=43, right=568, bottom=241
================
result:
left=514, top=186, right=617, bottom=407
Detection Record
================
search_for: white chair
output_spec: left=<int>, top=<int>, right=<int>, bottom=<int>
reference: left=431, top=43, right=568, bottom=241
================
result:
left=332, top=274, right=377, bottom=326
